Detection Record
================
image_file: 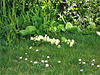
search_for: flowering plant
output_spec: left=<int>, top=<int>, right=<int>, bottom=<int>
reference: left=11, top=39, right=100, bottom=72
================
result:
left=31, top=34, right=75, bottom=48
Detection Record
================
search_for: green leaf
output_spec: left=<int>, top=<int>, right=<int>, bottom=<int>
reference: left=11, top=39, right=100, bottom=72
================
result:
left=57, top=24, right=65, bottom=31
left=54, top=27, right=57, bottom=31
left=19, top=30, right=28, bottom=36
left=25, top=26, right=36, bottom=34
left=65, top=22, right=73, bottom=29
left=61, top=37, right=66, bottom=42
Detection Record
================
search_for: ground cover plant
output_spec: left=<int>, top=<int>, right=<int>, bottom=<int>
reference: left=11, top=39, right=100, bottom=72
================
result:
left=0, top=0, right=100, bottom=74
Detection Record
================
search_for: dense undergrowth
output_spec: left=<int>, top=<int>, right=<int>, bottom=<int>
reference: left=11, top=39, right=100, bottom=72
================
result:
left=0, top=0, right=100, bottom=43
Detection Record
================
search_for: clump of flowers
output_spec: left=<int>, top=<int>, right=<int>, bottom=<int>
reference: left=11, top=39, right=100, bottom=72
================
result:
left=31, top=34, right=75, bottom=48
left=78, top=58, right=100, bottom=72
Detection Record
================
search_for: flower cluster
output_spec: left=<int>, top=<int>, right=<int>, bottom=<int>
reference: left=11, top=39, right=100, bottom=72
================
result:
left=19, top=50, right=62, bottom=68
left=31, top=34, right=61, bottom=48
left=31, top=34, right=75, bottom=48
left=78, top=58, right=100, bottom=72
left=65, top=39, right=75, bottom=47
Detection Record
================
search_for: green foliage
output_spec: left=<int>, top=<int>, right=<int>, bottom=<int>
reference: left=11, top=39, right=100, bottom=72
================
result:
left=96, top=17, right=100, bottom=24
left=19, top=30, right=28, bottom=36
left=67, top=26, right=79, bottom=33
left=26, top=26, right=36, bottom=34
left=0, top=0, right=100, bottom=42
left=87, top=22, right=96, bottom=30
left=19, top=26, right=36, bottom=36
left=57, top=24, right=65, bottom=32
left=65, top=22, right=73, bottom=29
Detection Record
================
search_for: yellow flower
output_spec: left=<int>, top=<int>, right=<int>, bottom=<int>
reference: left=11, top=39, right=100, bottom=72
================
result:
left=57, top=45, right=61, bottom=48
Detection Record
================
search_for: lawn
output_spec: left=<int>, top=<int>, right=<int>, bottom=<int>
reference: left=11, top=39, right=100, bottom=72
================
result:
left=0, top=32, right=100, bottom=75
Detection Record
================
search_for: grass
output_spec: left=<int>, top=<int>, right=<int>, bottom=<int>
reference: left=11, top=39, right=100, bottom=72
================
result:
left=0, top=32, right=100, bottom=75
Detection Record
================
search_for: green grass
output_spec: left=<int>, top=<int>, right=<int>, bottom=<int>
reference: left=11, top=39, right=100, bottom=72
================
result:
left=0, top=32, right=100, bottom=75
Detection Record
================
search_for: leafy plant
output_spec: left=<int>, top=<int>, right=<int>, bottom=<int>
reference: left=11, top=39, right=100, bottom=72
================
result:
left=67, top=26, right=80, bottom=33
left=57, top=24, right=65, bottom=32
left=19, top=26, right=36, bottom=36
left=87, top=22, right=96, bottom=30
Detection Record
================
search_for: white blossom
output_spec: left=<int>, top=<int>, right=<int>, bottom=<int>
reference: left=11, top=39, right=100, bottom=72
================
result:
left=41, top=60, right=44, bottom=63
left=29, top=46, right=32, bottom=49
left=97, top=65, right=100, bottom=67
left=58, top=61, right=61, bottom=63
left=25, top=58, right=27, bottom=61
left=30, top=61, right=32, bottom=62
left=45, top=64, right=49, bottom=67
left=19, top=57, right=22, bottom=59
left=79, top=59, right=81, bottom=61
left=47, top=56, right=50, bottom=58
left=91, top=63, right=94, bottom=66
left=33, top=61, right=38, bottom=64
left=36, top=49, right=39, bottom=52
left=80, top=69, right=83, bottom=71
left=45, top=60, right=48, bottom=63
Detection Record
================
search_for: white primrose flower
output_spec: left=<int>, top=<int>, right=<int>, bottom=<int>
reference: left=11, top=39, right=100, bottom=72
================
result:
left=65, top=39, right=67, bottom=42
left=72, top=39, right=75, bottom=43
left=57, top=45, right=61, bottom=48
left=67, top=39, right=71, bottom=44
left=38, top=35, right=43, bottom=40
left=43, top=37, right=47, bottom=41
left=70, top=40, right=74, bottom=47
left=70, top=42, right=73, bottom=47
left=30, top=37, right=34, bottom=40
left=55, top=39, right=60, bottom=45
left=96, top=31, right=100, bottom=36
left=51, top=38, right=55, bottom=44
left=45, top=64, right=49, bottom=67
left=37, top=37, right=41, bottom=41
left=45, top=34, right=47, bottom=37
left=47, top=36, right=50, bottom=42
